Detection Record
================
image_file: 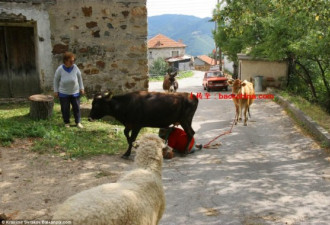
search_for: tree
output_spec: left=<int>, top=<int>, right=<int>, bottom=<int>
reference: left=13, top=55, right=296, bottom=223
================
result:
left=149, top=58, right=169, bottom=77
left=213, top=0, right=330, bottom=111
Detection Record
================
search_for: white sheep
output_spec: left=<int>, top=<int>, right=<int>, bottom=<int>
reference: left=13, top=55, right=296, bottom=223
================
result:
left=53, top=134, right=165, bottom=225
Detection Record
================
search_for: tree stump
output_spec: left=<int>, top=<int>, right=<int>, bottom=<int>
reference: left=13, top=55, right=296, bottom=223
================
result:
left=29, top=94, right=54, bottom=120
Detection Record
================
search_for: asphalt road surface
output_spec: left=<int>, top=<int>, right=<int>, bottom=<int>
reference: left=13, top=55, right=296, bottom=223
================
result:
left=149, top=71, right=330, bottom=225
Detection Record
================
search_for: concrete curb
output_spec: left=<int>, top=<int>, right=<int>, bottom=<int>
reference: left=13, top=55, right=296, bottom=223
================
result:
left=273, top=94, right=330, bottom=147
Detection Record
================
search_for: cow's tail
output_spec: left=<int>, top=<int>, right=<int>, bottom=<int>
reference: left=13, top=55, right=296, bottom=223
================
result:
left=248, top=106, right=251, bottom=118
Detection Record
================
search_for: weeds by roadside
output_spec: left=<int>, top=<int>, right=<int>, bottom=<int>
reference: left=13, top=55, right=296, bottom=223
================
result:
left=277, top=91, right=330, bottom=133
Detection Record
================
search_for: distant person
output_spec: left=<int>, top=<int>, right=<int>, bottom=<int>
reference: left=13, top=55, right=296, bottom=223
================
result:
left=159, top=126, right=202, bottom=158
left=54, top=52, right=84, bottom=128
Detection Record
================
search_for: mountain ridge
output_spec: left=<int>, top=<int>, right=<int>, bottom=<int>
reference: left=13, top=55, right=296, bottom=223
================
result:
left=148, top=14, right=215, bottom=56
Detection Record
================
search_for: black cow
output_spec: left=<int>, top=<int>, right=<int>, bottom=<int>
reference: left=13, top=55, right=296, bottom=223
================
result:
left=88, top=91, right=199, bottom=159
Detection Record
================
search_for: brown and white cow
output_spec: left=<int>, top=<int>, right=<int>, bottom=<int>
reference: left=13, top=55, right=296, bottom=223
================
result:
left=228, top=79, right=255, bottom=126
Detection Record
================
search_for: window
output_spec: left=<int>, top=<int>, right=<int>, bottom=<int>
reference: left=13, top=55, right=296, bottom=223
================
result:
left=172, top=51, right=179, bottom=57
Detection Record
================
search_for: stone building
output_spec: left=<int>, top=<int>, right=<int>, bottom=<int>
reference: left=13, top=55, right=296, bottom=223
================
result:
left=194, top=55, right=220, bottom=71
left=147, top=34, right=187, bottom=69
left=0, top=0, right=148, bottom=98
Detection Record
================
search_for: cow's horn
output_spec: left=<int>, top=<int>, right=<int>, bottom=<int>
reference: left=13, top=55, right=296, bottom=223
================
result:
left=104, top=91, right=113, bottom=101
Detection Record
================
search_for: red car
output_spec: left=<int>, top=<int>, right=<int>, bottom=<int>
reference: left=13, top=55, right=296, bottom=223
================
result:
left=203, top=70, right=228, bottom=91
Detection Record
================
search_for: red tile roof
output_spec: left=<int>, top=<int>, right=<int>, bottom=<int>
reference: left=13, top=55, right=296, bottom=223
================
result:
left=148, top=34, right=186, bottom=49
left=197, top=55, right=220, bottom=66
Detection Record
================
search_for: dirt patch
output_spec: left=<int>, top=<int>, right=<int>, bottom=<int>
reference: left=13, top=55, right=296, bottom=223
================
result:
left=0, top=138, right=133, bottom=220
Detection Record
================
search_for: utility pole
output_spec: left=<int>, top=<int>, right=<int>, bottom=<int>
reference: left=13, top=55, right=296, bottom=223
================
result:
left=214, top=1, right=218, bottom=67
left=218, top=0, right=222, bottom=71
left=219, top=47, right=222, bottom=71
left=215, top=0, right=225, bottom=71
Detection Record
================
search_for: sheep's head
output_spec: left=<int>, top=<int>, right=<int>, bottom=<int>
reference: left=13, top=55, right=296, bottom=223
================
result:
left=134, top=134, right=164, bottom=176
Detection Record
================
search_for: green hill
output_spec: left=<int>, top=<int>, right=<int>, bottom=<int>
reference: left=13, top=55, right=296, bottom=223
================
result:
left=148, top=14, right=215, bottom=56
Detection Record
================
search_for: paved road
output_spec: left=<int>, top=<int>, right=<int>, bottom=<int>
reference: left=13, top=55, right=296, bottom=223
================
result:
left=149, top=71, right=330, bottom=225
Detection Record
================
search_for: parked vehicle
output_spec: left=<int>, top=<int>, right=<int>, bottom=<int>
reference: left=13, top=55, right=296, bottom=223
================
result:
left=202, top=70, right=228, bottom=91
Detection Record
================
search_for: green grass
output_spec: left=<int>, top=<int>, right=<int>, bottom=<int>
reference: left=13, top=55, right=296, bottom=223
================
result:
left=149, top=70, right=194, bottom=82
left=278, top=90, right=330, bottom=133
left=177, top=71, right=194, bottom=79
left=0, top=102, right=157, bottom=158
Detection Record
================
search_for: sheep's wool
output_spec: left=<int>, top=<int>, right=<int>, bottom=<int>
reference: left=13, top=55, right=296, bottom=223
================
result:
left=53, top=134, right=165, bottom=225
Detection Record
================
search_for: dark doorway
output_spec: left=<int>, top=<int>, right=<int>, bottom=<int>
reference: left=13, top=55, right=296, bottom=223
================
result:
left=0, top=25, right=40, bottom=98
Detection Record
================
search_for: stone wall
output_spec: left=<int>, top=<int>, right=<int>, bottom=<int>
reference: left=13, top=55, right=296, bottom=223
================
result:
left=0, top=0, right=148, bottom=95
left=194, top=65, right=210, bottom=71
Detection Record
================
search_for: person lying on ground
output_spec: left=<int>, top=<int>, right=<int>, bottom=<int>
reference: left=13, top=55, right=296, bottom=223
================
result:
left=158, top=126, right=202, bottom=159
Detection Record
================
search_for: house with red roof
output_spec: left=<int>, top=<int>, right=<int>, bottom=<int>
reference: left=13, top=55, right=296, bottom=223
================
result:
left=148, top=34, right=192, bottom=71
left=194, top=55, right=221, bottom=71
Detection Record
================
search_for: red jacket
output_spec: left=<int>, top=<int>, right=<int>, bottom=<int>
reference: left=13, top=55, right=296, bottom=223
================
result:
left=167, top=128, right=195, bottom=153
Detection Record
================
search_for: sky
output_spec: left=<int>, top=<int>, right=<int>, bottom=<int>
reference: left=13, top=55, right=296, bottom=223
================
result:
left=147, top=0, right=219, bottom=18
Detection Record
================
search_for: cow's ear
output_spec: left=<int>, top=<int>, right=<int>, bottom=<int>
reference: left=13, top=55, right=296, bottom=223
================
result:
left=241, top=83, right=247, bottom=87
left=228, top=80, right=233, bottom=85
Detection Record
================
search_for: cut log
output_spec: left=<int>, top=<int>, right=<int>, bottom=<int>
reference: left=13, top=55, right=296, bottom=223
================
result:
left=29, top=94, right=54, bottom=120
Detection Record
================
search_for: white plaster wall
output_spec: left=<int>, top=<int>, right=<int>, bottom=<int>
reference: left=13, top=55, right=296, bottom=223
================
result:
left=148, top=47, right=185, bottom=66
left=240, top=60, right=288, bottom=81
left=0, top=3, right=53, bottom=90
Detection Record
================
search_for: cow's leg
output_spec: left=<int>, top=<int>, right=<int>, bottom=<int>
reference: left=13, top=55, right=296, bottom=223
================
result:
left=180, top=97, right=198, bottom=155
left=247, top=99, right=252, bottom=118
left=235, top=104, right=239, bottom=125
left=243, top=105, right=248, bottom=126
left=124, top=127, right=131, bottom=144
left=122, top=127, right=132, bottom=159
left=238, top=102, right=243, bottom=122
left=122, top=127, right=141, bottom=159
left=181, top=122, right=195, bottom=156
left=174, top=81, right=178, bottom=92
left=130, top=127, right=141, bottom=146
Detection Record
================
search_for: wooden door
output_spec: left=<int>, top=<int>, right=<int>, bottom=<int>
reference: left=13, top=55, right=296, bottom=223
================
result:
left=0, top=26, right=10, bottom=97
left=0, top=26, right=40, bottom=98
